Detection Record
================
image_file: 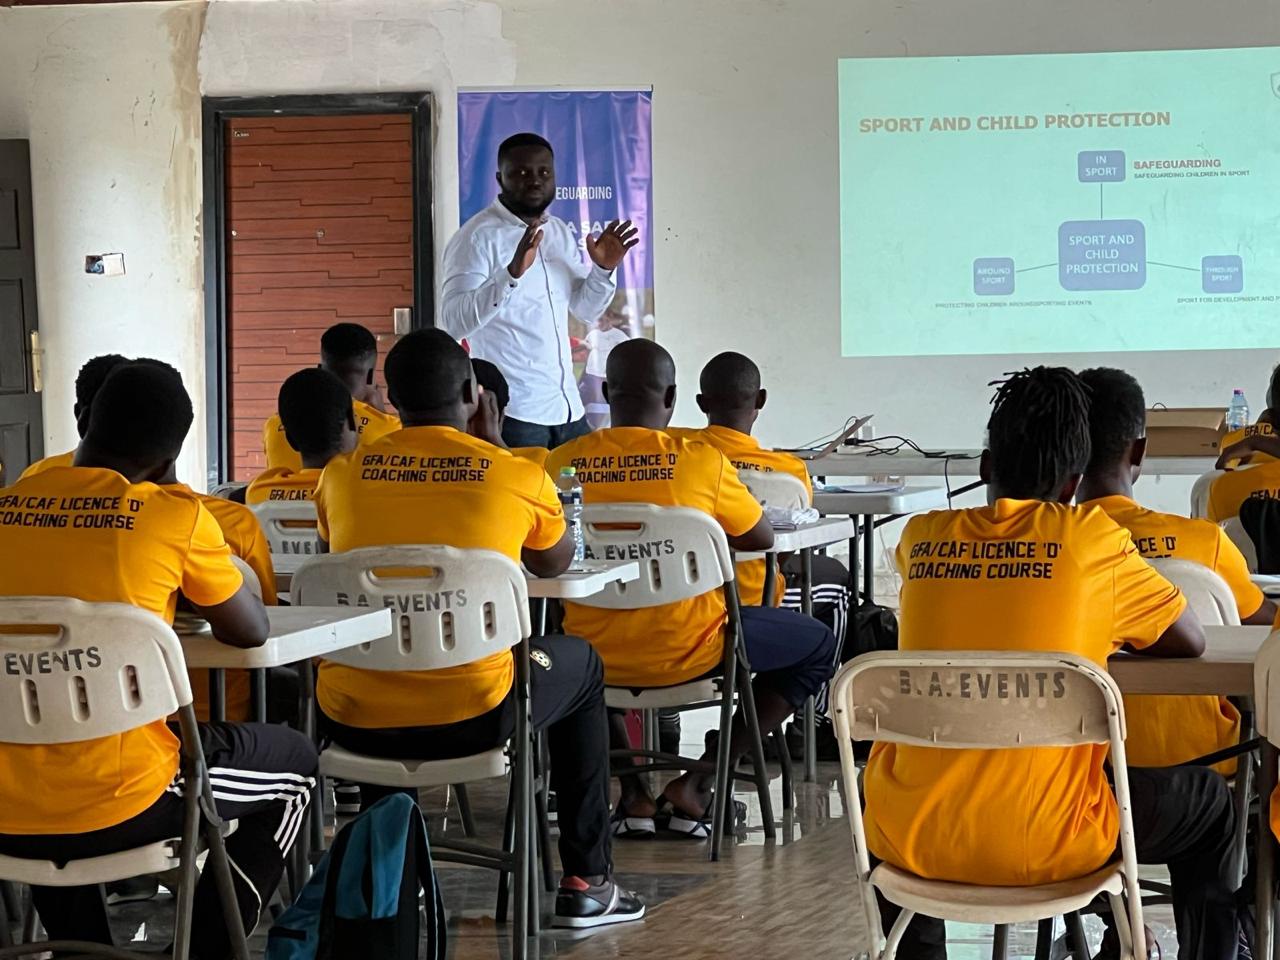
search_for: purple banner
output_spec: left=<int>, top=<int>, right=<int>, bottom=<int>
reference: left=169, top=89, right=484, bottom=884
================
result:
left=457, top=89, right=654, bottom=426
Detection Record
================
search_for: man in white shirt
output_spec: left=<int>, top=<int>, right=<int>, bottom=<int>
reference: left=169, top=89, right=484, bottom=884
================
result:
left=440, top=132, right=638, bottom=449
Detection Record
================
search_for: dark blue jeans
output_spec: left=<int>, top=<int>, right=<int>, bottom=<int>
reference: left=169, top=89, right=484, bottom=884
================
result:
left=502, top=415, right=591, bottom=450
left=739, top=604, right=837, bottom=708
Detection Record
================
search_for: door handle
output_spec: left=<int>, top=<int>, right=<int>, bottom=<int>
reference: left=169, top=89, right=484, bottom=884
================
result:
left=30, top=330, right=43, bottom=393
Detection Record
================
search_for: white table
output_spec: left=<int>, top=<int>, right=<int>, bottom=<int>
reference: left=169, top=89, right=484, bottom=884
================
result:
left=1107, top=624, right=1266, bottom=697
left=797, top=447, right=1214, bottom=479
left=809, top=486, right=950, bottom=606
left=526, top=561, right=640, bottom=599
left=1108, top=623, right=1272, bottom=954
left=1252, top=574, right=1280, bottom=597
left=813, top=486, right=949, bottom=518
left=180, top=606, right=392, bottom=671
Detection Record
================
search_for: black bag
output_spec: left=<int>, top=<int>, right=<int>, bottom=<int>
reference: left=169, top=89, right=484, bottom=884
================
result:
left=848, top=600, right=899, bottom=660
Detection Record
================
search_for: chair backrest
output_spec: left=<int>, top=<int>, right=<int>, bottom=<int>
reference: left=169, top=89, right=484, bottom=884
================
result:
left=571, top=503, right=735, bottom=610
left=230, top=555, right=263, bottom=600
left=830, top=650, right=1124, bottom=749
left=830, top=650, right=1143, bottom=957
left=1146, top=557, right=1239, bottom=626
left=251, top=501, right=322, bottom=557
left=738, top=470, right=810, bottom=510
left=1222, top=516, right=1258, bottom=573
left=1190, top=470, right=1224, bottom=519
left=289, top=545, right=530, bottom=671
left=0, top=597, right=192, bottom=744
left=1255, top=628, right=1280, bottom=741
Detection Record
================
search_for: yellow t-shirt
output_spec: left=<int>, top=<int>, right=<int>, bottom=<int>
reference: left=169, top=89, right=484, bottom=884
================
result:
left=511, top=446, right=549, bottom=469
left=263, top=399, right=401, bottom=471
left=669, top=425, right=813, bottom=606
left=171, top=487, right=277, bottom=723
left=546, top=428, right=765, bottom=686
left=0, top=466, right=244, bottom=834
left=863, top=499, right=1186, bottom=886
left=314, top=426, right=565, bottom=728
left=1084, top=494, right=1260, bottom=773
left=17, top=449, right=75, bottom=482
left=1207, top=459, right=1280, bottom=522
left=246, top=467, right=322, bottom=505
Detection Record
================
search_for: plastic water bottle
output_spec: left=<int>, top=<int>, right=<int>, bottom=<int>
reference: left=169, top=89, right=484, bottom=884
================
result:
left=556, top=466, right=586, bottom=564
left=1227, top=389, right=1250, bottom=432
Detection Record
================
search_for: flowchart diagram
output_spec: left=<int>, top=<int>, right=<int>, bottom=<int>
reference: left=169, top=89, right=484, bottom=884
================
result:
left=972, top=150, right=1244, bottom=297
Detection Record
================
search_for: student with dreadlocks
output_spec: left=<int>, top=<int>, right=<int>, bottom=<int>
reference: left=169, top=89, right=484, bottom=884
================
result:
left=862, top=367, right=1239, bottom=960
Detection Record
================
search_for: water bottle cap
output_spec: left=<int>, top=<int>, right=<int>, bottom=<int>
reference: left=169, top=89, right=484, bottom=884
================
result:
left=1234, top=388, right=1245, bottom=395
left=559, top=466, right=577, bottom=477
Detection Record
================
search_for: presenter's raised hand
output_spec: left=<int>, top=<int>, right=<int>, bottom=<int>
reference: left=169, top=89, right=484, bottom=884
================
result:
left=507, top=221, right=544, bottom=279
left=586, top=220, right=639, bottom=271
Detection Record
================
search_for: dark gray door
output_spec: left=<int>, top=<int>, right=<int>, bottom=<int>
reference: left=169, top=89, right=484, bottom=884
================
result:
left=0, top=140, right=43, bottom=486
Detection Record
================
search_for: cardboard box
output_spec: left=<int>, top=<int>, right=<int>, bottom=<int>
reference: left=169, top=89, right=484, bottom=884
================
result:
left=1145, top=407, right=1225, bottom=457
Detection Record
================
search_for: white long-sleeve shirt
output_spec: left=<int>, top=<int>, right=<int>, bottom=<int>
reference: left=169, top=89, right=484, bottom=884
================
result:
left=440, top=199, right=617, bottom=425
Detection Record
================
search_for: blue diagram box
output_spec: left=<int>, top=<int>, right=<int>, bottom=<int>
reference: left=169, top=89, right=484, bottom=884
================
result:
left=1202, top=255, right=1243, bottom=294
left=1058, top=220, right=1145, bottom=291
left=1078, top=151, right=1126, bottom=182
left=973, top=258, right=1015, bottom=296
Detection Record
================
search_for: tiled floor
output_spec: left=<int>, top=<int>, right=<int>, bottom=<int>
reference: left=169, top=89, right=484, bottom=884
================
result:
left=41, top=708, right=1183, bottom=958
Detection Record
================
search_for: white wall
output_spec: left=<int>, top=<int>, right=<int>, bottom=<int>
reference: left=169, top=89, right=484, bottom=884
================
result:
left=0, top=2, right=206, bottom=483
left=4, top=0, right=1280, bottom=504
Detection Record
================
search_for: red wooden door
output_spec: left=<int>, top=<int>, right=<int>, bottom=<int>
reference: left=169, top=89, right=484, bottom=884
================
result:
left=225, top=114, right=414, bottom=480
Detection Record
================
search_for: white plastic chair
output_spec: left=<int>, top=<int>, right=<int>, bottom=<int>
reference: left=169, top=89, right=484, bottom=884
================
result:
left=574, top=503, right=774, bottom=861
left=1191, top=471, right=1225, bottom=519
left=1222, top=516, right=1259, bottom=573
left=0, top=598, right=248, bottom=960
left=1147, top=557, right=1239, bottom=627
left=830, top=651, right=1145, bottom=960
left=290, top=546, right=538, bottom=946
left=250, top=501, right=321, bottom=558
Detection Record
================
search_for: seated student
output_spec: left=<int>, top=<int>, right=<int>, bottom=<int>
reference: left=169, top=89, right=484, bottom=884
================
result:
left=0, top=361, right=316, bottom=959
left=262, top=322, right=399, bottom=471
left=1209, top=363, right=1280, bottom=521
left=1078, top=367, right=1276, bottom=774
left=863, top=367, right=1237, bottom=960
left=19, top=353, right=128, bottom=479
left=669, top=351, right=814, bottom=606
left=470, top=357, right=550, bottom=468
left=247, top=369, right=357, bottom=504
left=546, top=340, right=836, bottom=836
left=313, top=328, right=644, bottom=929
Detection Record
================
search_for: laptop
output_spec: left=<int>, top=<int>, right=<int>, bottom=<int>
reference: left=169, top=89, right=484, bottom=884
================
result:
left=792, top=415, right=874, bottom=461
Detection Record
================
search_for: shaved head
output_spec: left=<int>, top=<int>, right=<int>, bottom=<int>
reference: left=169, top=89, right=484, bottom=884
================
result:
left=699, top=352, right=760, bottom=408
left=603, top=339, right=677, bottom=427
left=385, top=329, right=476, bottom=420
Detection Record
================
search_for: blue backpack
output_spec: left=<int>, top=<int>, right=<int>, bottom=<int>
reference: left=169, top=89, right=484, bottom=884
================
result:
left=267, top=794, right=446, bottom=960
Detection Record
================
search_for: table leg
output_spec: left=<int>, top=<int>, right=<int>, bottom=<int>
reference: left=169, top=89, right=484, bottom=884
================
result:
left=250, top=669, right=268, bottom=723
left=513, top=635, right=535, bottom=955
left=762, top=552, right=777, bottom=608
left=209, top=670, right=226, bottom=723
left=862, top=514, right=874, bottom=603
left=848, top=530, right=860, bottom=603
left=1257, top=741, right=1276, bottom=960
left=801, top=549, right=816, bottom=782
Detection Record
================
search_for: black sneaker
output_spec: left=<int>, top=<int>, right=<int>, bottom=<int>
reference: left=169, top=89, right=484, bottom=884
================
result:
left=333, top=782, right=361, bottom=815
left=552, top=877, right=645, bottom=929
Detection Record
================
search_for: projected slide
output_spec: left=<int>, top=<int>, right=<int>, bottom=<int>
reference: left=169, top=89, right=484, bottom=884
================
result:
left=838, top=49, right=1280, bottom=357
